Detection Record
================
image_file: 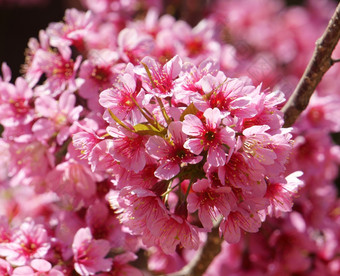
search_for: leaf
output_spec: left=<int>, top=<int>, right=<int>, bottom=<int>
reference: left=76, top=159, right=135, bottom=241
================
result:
left=133, top=123, right=166, bottom=136
left=180, top=103, right=200, bottom=121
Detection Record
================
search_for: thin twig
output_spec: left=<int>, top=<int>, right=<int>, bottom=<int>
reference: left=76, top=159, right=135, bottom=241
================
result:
left=166, top=223, right=223, bottom=276
left=282, top=3, right=340, bottom=127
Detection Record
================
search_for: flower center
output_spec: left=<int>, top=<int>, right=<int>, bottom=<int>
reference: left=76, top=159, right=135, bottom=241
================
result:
left=186, top=38, right=204, bottom=56
left=91, top=66, right=109, bottom=83
left=52, top=59, right=74, bottom=79
left=10, top=98, right=29, bottom=115
left=204, top=130, right=216, bottom=141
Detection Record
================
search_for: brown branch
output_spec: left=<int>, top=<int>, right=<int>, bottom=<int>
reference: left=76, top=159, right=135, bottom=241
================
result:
left=166, top=225, right=223, bottom=276
left=282, top=3, right=340, bottom=127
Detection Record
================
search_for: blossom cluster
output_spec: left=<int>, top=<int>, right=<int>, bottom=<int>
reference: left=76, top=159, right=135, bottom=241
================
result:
left=92, top=54, right=299, bottom=249
left=0, top=0, right=339, bottom=275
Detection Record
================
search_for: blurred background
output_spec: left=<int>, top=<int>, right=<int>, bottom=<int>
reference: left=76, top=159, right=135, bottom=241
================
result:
left=1, top=0, right=338, bottom=79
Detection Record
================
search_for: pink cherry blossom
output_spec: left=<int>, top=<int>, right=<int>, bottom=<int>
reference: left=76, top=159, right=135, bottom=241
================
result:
left=0, top=217, right=11, bottom=244
left=217, top=151, right=265, bottom=193
left=0, top=76, right=34, bottom=128
left=147, top=246, right=185, bottom=274
left=85, top=201, right=125, bottom=247
left=0, top=259, right=12, bottom=276
left=146, top=121, right=202, bottom=180
left=183, top=107, right=235, bottom=167
left=7, top=140, right=52, bottom=186
left=198, top=75, right=258, bottom=119
left=150, top=214, right=200, bottom=254
left=295, top=92, right=340, bottom=133
left=219, top=206, right=262, bottom=244
left=134, top=55, right=182, bottom=98
left=72, top=130, right=103, bottom=161
left=0, top=0, right=331, bottom=274
left=78, top=50, right=120, bottom=112
left=107, top=125, right=148, bottom=173
left=12, top=259, right=64, bottom=276
left=264, top=172, right=304, bottom=218
left=242, top=125, right=278, bottom=165
left=47, top=8, right=95, bottom=51
left=241, top=125, right=292, bottom=178
left=72, top=227, right=112, bottom=275
left=33, top=92, right=83, bottom=145
left=99, top=252, right=144, bottom=276
left=241, top=89, right=285, bottom=133
left=34, top=45, right=82, bottom=95
left=171, top=19, right=221, bottom=64
left=172, top=58, right=220, bottom=106
left=118, top=28, right=154, bottom=64
left=187, top=178, right=231, bottom=230
left=1, top=219, right=50, bottom=266
left=114, top=186, right=169, bottom=236
left=45, top=159, right=97, bottom=205
left=99, top=66, right=144, bottom=123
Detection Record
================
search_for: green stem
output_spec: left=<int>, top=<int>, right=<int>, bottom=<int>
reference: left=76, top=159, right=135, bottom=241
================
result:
left=108, top=109, right=133, bottom=132
left=156, top=97, right=172, bottom=125
left=129, top=95, right=163, bottom=130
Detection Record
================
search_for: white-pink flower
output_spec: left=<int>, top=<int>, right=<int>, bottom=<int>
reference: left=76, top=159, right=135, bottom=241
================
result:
left=0, top=76, right=34, bottom=128
left=33, top=92, right=83, bottom=145
left=2, top=219, right=50, bottom=266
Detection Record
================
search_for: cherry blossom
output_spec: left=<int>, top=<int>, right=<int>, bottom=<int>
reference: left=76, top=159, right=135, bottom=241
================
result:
left=72, top=228, right=112, bottom=275
left=0, top=0, right=339, bottom=275
left=183, top=107, right=235, bottom=167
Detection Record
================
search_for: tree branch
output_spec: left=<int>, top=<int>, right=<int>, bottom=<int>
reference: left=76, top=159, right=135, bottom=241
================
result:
left=166, top=225, right=223, bottom=276
left=282, top=3, right=340, bottom=127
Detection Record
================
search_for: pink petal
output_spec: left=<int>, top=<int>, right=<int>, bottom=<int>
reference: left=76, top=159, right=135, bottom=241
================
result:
left=72, top=228, right=92, bottom=252
left=168, top=121, right=186, bottom=145
left=32, top=119, right=55, bottom=141
left=31, top=259, right=52, bottom=272
left=35, top=95, right=57, bottom=117
left=204, top=108, right=221, bottom=129
left=207, top=145, right=226, bottom=167
left=154, top=161, right=180, bottom=180
left=146, top=136, right=170, bottom=159
left=1, top=62, right=11, bottom=82
left=220, top=217, right=241, bottom=244
left=121, top=73, right=136, bottom=93
left=182, top=114, right=204, bottom=136
left=164, top=55, right=182, bottom=79
left=12, top=266, right=34, bottom=276
left=59, top=92, right=76, bottom=113
left=183, top=138, right=204, bottom=155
